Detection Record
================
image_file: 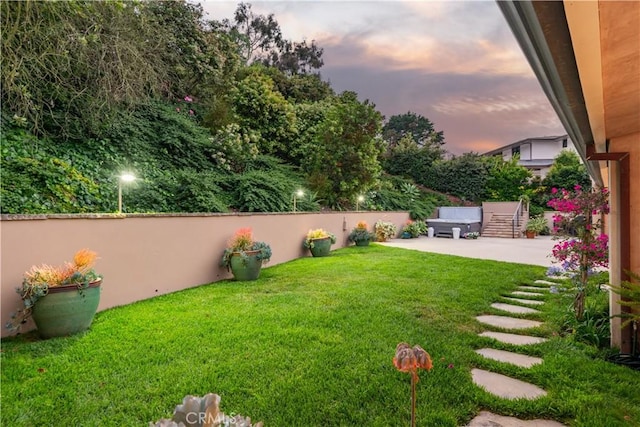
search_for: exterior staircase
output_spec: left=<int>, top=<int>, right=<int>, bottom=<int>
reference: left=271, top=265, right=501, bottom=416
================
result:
left=482, top=213, right=521, bottom=238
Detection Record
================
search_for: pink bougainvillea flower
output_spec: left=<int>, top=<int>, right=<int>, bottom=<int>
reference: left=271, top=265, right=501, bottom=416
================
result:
left=184, top=95, right=193, bottom=102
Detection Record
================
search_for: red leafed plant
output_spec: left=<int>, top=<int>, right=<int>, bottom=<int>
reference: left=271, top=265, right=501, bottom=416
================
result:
left=393, top=342, right=433, bottom=427
left=227, top=227, right=254, bottom=252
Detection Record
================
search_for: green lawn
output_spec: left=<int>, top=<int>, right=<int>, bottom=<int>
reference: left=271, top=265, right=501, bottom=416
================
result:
left=1, top=245, right=638, bottom=426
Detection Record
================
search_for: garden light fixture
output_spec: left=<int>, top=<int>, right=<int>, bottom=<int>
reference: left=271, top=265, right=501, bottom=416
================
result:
left=118, top=172, right=136, bottom=214
left=293, top=189, right=304, bottom=212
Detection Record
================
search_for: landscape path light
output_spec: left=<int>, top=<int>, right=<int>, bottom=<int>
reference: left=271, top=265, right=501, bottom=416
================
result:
left=293, top=189, right=304, bottom=212
left=356, top=195, right=365, bottom=211
left=118, top=172, right=136, bottom=214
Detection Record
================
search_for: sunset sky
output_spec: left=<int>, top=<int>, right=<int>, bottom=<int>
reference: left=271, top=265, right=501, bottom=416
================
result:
left=199, top=0, right=567, bottom=155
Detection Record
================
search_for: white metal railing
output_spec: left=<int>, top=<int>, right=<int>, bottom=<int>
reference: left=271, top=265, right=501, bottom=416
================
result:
left=511, top=199, right=526, bottom=238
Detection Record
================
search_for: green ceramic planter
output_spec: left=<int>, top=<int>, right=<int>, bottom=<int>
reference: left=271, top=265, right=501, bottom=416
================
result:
left=309, top=237, right=332, bottom=257
left=31, top=279, right=102, bottom=339
left=355, top=239, right=370, bottom=247
left=229, top=250, right=263, bottom=281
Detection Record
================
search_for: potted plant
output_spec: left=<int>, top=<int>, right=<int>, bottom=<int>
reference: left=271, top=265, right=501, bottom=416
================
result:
left=374, top=220, right=397, bottom=242
left=6, top=248, right=103, bottom=339
left=525, top=216, right=547, bottom=238
left=221, top=228, right=272, bottom=281
left=348, top=221, right=375, bottom=246
left=402, top=220, right=425, bottom=239
left=303, top=229, right=336, bottom=257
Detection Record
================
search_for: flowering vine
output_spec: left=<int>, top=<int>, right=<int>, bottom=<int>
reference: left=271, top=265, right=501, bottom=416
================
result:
left=548, top=185, right=609, bottom=319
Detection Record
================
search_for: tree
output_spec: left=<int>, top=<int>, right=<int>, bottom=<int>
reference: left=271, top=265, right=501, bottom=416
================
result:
left=548, top=186, right=609, bottom=319
left=1, top=0, right=237, bottom=139
left=222, top=3, right=323, bottom=75
left=428, top=153, right=489, bottom=202
left=383, top=112, right=445, bottom=149
left=261, top=67, right=334, bottom=103
left=484, top=156, right=532, bottom=201
left=261, top=39, right=324, bottom=75
left=305, top=92, right=384, bottom=208
left=223, top=2, right=283, bottom=64
left=289, top=101, right=330, bottom=166
left=543, top=150, right=592, bottom=192
left=230, top=67, right=296, bottom=158
left=382, top=134, right=440, bottom=187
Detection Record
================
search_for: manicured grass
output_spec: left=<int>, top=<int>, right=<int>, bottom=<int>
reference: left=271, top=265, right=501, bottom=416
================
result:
left=2, top=245, right=638, bottom=426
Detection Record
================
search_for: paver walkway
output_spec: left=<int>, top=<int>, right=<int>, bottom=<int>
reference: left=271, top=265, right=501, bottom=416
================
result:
left=468, top=280, right=568, bottom=426
left=491, top=302, right=541, bottom=314
left=519, top=286, right=550, bottom=292
left=467, top=411, right=566, bottom=427
left=502, top=297, right=545, bottom=306
left=478, top=331, right=547, bottom=345
left=511, top=291, right=544, bottom=297
left=475, top=348, right=543, bottom=368
left=476, top=315, right=542, bottom=330
left=471, top=369, right=547, bottom=399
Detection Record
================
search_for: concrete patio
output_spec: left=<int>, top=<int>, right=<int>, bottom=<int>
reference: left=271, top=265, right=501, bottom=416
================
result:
left=380, top=235, right=556, bottom=267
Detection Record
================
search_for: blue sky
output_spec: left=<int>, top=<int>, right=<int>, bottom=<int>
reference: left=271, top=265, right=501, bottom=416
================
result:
left=199, top=0, right=566, bottom=155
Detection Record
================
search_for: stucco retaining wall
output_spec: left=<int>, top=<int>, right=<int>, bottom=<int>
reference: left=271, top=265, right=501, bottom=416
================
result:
left=0, top=211, right=409, bottom=337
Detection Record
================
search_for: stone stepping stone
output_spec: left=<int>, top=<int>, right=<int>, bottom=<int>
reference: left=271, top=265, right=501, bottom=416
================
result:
left=491, top=303, right=540, bottom=314
left=512, top=291, right=544, bottom=297
left=479, top=331, right=547, bottom=345
left=467, top=410, right=567, bottom=426
left=476, top=315, right=542, bottom=330
left=519, top=286, right=549, bottom=292
left=471, top=368, right=547, bottom=400
left=535, top=280, right=557, bottom=286
left=502, top=297, right=544, bottom=306
left=475, top=348, right=543, bottom=368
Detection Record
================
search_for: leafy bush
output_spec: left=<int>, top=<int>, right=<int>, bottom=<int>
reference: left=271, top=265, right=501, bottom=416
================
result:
left=374, top=220, right=397, bottom=242
left=229, top=170, right=295, bottom=212
left=427, top=153, right=489, bottom=202
left=1, top=126, right=104, bottom=213
left=365, top=176, right=444, bottom=220
left=402, top=220, right=426, bottom=238
left=561, top=290, right=610, bottom=348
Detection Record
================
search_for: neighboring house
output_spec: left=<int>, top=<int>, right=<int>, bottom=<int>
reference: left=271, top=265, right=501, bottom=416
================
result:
left=499, top=1, right=639, bottom=353
left=483, top=135, right=577, bottom=178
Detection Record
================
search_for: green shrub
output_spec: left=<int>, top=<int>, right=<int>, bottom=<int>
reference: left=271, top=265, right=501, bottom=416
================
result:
left=402, top=220, right=426, bottom=238
left=561, top=287, right=610, bottom=349
left=229, top=170, right=295, bottom=212
left=1, top=126, right=104, bottom=213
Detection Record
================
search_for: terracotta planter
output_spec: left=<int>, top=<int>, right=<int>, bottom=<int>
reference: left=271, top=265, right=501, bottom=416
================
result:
left=31, top=278, right=102, bottom=339
left=229, top=250, right=263, bottom=281
left=309, top=237, right=332, bottom=257
left=525, top=230, right=536, bottom=239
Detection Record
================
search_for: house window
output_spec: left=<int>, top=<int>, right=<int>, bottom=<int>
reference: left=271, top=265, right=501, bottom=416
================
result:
left=562, top=139, right=568, bottom=148
left=511, top=146, right=520, bottom=156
